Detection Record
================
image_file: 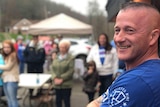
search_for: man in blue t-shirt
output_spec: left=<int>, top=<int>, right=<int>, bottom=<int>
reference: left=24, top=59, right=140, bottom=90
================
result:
left=87, top=2, right=160, bottom=107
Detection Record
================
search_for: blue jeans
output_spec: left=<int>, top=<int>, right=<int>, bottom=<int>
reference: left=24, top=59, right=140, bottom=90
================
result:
left=3, top=82, right=18, bottom=107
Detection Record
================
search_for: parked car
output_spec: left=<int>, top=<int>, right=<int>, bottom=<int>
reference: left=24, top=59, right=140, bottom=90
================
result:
left=63, top=38, right=93, bottom=65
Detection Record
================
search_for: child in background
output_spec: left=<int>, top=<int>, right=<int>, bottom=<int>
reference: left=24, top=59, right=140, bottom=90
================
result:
left=82, top=60, right=100, bottom=102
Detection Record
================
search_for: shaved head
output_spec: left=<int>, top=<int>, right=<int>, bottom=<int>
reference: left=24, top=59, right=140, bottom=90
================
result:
left=120, top=2, right=160, bottom=30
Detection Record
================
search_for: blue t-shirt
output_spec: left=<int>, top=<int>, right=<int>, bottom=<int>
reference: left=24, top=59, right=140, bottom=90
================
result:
left=100, top=59, right=160, bottom=107
left=17, top=44, right=25, bottom=61
left=99, top=46, right=105, bottom=65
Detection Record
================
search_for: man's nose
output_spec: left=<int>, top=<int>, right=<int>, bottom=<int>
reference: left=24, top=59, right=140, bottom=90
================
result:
left=114, top=31, right=126, bottom=42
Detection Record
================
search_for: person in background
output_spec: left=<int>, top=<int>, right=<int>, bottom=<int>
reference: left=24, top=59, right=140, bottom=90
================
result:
left=87, top=2, right=160, bottom=107
left=43, top=40, right=53, bottom=72
left=54, top=35, right=63, bottom=44
left=87, top=33, right=118, bottom=96
left=14, top=35, right=26, bottom=74
left=82, top=60, right=100, bottom=102
left=50, top=42, right=59, bottom=61
left=51, top=42, right=58, bottom=52
left=24, top=35, right=45, bottom=74
left=51, top=49, right=58, bottom=61
left=0, top=40, right=19, bottom=107
left=23, top=35, right=45, bottom=97
left=0, top=45, right=4, bottom=105
left=50, top=40, right=74, bottom=107
left=44, top=40, right=53, bottom=56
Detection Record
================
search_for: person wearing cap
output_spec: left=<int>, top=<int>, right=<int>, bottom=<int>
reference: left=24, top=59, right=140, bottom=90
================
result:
left=14, top=35, right=26, bottom=74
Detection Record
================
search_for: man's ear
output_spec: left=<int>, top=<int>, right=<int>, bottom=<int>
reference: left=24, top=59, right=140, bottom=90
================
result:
left=149, top=29, right=160, bottom=46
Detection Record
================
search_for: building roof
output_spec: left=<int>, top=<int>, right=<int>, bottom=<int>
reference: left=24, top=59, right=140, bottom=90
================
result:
left=12, top=18, right=32, bottom=30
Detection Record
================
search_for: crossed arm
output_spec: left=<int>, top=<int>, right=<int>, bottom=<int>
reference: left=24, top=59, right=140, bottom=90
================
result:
left=86, top=96, right=103, bottom=107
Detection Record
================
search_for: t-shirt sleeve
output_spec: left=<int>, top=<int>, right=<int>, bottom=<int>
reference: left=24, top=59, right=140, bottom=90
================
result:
left=100, top=75, right=153, bottom=107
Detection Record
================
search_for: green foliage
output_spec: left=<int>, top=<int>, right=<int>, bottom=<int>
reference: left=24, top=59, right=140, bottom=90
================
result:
left=10, top=33, right=18, bottom=40
left=0, top=0, right=111, bottom=41
left=0, top=33, right=5, bottom=42
left=0, top=33, right=18, bottom=42
left=0, top=0, right=89, bottom=31
left=10, top=34, right=32, bottom=41
left=0, top=33, right=32, bottom=43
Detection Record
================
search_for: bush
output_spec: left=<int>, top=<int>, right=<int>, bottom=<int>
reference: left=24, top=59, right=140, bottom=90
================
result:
left=0, top=33, right=5, bottom=42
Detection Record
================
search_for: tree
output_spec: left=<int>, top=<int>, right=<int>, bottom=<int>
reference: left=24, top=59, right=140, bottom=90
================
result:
left=0, top=0, right=90, bottom=32
left=87, top=0, right=110, bottom=41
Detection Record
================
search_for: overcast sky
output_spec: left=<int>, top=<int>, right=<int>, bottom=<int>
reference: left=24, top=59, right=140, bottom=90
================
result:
left=51, top=0, right=108, bottom=15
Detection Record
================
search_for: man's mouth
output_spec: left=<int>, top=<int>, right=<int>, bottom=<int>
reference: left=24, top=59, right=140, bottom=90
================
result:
left=118, top=45, right=131, bottom=49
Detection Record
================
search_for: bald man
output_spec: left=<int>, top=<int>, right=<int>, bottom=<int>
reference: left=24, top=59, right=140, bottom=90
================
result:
left=87, top=2, right=160, bottom=107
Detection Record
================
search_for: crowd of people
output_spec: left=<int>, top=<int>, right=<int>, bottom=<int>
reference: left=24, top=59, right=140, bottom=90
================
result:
left=0, top=35, right=61, bottom=107
left=0, top=32, right=119, bottom=107
left=0, top=1, right=159, bottom=107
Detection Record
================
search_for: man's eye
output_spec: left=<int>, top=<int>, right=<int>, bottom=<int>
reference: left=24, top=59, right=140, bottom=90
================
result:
left=114, top=29, right=120, bottom=33
left=125, top=28, right=135, bottom=33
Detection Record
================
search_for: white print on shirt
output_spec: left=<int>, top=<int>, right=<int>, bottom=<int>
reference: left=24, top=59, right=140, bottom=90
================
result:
left=102, top=90, right=108, bottom=103
left=102, top=87, right=129, bottom=107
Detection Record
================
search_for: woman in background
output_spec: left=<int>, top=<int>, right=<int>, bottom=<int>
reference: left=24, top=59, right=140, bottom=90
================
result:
left=87, top=33, right=118, bottom=96
left=50, top=40, right=74, bottom=107
left=0, top=40, right=19, bottom=107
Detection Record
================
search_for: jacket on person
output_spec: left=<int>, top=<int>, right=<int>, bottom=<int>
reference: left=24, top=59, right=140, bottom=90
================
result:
left=82, top=70, right=99, bottom=92
left=0, top=53, right=19, bottom=83
left=0, top=54, right=4, bottom=86
left=51, top=53, right=74, bottom=89
left=23, top=40, right=45, bottom=64
left=87, top=44, right=118, bottom=76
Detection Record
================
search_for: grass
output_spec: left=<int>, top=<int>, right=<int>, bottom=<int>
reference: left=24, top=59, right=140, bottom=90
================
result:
left=0, top=33, right=5, bottom=42
left=0, top=32, right=32, bottom=43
